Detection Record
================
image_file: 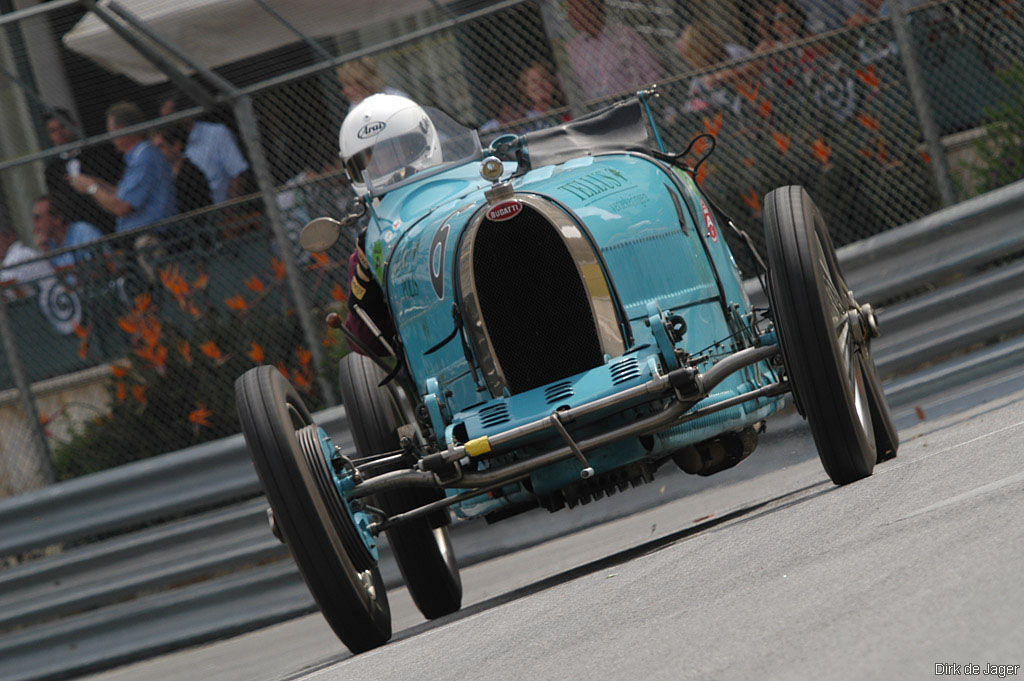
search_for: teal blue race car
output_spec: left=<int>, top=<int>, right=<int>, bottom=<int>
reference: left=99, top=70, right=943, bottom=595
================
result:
left=235, top=91, right=898, bottom=654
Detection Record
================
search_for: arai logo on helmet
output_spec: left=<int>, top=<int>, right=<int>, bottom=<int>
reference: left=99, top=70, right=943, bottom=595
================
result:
left=357, top=121, right=386, bottom=139
left=486, top=200, right=522, bottom=222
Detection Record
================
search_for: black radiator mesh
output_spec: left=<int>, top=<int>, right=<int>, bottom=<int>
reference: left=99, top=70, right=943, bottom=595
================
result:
left=472, top=205, right=603, bottom=394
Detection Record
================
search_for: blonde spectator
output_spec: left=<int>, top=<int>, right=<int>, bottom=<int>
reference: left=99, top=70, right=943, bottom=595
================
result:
left=336, top=57, right=409, bottom=106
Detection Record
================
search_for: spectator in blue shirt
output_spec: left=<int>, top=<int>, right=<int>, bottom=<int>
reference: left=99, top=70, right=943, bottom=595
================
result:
left=31, top=195, right=104, bottom=269
left=69, top=101, right=176, bottom=234
left=186, top=120, right=250, bottom=204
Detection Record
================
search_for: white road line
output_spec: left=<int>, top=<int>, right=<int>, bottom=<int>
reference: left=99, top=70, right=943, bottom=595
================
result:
left=878, top=416, right=1024, bottom=476
left=894, top=470, right=1024, bottom=523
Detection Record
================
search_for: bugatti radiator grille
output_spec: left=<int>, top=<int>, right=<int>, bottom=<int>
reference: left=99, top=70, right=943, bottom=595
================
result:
left=472, top=205, right=603, bottom=394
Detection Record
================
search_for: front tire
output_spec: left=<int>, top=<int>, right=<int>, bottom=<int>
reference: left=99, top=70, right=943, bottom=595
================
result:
left=236, top=366, right=391, bottom=653
left=764, top=186, right=895, bottom=484
left=338, top=353, right=462, bottom=619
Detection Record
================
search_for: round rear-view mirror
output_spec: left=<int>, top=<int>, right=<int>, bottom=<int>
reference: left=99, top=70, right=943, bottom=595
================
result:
left=299, top=217, right=342, bottom=253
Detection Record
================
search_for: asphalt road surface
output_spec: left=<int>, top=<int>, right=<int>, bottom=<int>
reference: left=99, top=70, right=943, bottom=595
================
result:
left=83, top=367, right=1024, bottom=681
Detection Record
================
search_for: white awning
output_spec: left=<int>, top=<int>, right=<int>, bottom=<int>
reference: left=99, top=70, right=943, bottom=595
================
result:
left=63, top=0, right=434, bottom=85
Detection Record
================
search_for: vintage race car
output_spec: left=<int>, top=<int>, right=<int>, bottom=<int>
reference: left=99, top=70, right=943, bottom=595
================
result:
left=235, top=92, right=898, bottom=654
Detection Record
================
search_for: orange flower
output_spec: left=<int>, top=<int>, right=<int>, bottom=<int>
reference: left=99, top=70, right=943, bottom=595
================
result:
left=296, top=346, right=312, bottom=367
left=856, top=112, right=880, bottom=132
left=691, top=136, right=710, bottom=156
left=244, top=275, right=264, bottom=293
left=857, top=148, right=873, bottom=159
left=118, top=315, right=139, bottom=334
left=111, top=364, right=129, bottom=378
left=159, top=266, right=189, bottom=297
left=115, top=382, right=126, bottom=402
left=742, top=157, right=756, bottom=168
left=694, top=163, right=708, bottom=186
left=131, top=384, right=147, bottom=406
left=178, top=340, right=192, bottom=365
left=758, top=99, right=773, bottom=120
left=189, top=404, right=212, bottom=427
left=737, top=80, right=760, bottom=102
left=77, top=338, right=89, bottom=360
left=39, top=411, right=54, bottom=427
left=139, top=317, right=162, bottom=348
left=811, top=138, right=832, bottom=165
left=308, top=252, right=331, bottom=270
left=199, top=340, right=222, bottom=361
left=741, top=187, right=761, bottom=216
left=247, top=342, right=265, bottom=364
left=322, top=332, right=339, bottom=348
left=133, top=293, right=151, bottom=314
left=331, top=282, right=347, bottom=303
left=275, top=362, right=289, bottom=378
left=920, top=150, right=931, bottom=164
left=71, top=322, right=90, bottom=340
left=187, top=301, right=201, bottom=319
left=134, top=344, right=168, bottom=369
left=772, top=130, right=791, bottom=155
left=702, top=112, right=723, bottom=137
left=292, top=369, right=312, bottom=391
left=192, top=272, right=209, bottom=290
left=271, top=258, right=286, bottom=280
left=855, top=65, right=880, bottom=90
left=225, top=295, right=248, bottom=312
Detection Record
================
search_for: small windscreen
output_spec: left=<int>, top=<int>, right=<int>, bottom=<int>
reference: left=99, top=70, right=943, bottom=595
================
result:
left=520, top=98, right=653, bottom=168
left=364, top=106, right=481, bottom=195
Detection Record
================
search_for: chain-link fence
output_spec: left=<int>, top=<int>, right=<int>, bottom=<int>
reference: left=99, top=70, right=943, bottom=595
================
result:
left=0, top=0, right=1021, bottom=494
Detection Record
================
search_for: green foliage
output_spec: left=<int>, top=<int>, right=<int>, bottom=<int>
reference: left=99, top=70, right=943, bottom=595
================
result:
left=962, top=66, right=1024, bottom=196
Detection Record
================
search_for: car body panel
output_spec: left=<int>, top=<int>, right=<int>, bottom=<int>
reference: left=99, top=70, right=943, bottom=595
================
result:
left=359, top=131, right=782, bottom=520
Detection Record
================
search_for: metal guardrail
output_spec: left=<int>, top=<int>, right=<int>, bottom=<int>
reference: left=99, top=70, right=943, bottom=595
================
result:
left=746, top=178, right=1024, bottom=308
left=0, top=406, right=349, bottom=558
left=3, top=180, right=1024, bottom=681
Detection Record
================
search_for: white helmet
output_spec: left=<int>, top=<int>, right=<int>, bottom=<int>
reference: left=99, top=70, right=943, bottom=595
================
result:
left=339, top=94, right=443, bottom=197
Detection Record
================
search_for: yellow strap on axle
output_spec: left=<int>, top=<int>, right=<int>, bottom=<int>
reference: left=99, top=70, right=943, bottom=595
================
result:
left=464, top=436, right=492, bottom=457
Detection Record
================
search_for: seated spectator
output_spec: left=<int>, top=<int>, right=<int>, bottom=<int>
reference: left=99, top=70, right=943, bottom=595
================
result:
left=517, top=62, right=570, bottom=132
left=31, top=195, right=103, bottom=269
left=68, top=101, right=176, bottom=234
left=0, top=229, right=54, bottom=298
left=336, top=57, right=410, bottom=106
left=676, top=20, right=758, bottom=113
left=42, top=109, right=123, bottom=234
left=479, top=79, right=525, bottom=136
left=158, top=94, right=250, bottom=204
left=151, top=125, right=213, bottom=215
left=565, top=0, right=664, bottom=101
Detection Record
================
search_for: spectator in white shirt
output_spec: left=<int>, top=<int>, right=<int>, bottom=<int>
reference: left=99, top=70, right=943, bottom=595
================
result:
left=0, top=229, right=55, bottom=298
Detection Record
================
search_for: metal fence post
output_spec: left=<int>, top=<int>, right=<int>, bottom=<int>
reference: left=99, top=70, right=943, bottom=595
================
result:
left=0, top=292, right=56, bottom=487
left=890, top=0, right=958, bottom=207
left=232, top=95, right=338, bottom=406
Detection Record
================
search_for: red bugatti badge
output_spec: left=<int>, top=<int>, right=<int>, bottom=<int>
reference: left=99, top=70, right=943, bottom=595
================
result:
left=699, top=197, right=718, bottom=242
left=486, top=200, right=522, bottom=222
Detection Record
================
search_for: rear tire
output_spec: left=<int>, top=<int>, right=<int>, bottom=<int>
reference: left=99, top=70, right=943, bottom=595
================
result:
left=236, top=366, right=391, bottom=653
left=338, top=353, right=463, bottom=619
left=764, top=186, right=889, bottom=485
